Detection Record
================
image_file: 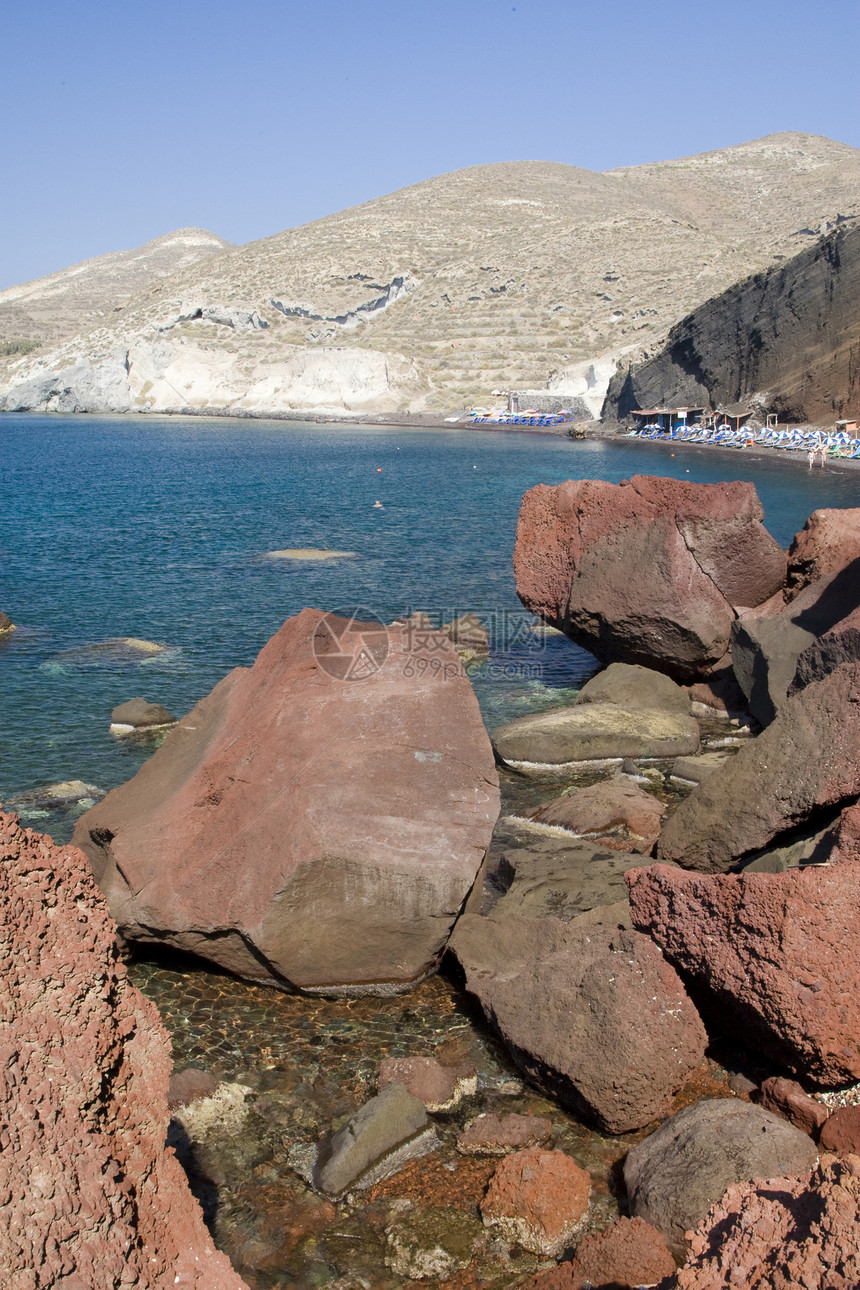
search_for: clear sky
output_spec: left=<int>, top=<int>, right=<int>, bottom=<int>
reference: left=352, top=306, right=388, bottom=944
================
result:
left=2, top=0, right=858, bottom=289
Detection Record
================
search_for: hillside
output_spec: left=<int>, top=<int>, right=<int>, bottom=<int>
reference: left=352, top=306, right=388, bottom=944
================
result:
left=0, top=228, right=232, bottom=347
left=603, top=220, right=860, bottom=425
left=2, top=133, right=858, bottom=417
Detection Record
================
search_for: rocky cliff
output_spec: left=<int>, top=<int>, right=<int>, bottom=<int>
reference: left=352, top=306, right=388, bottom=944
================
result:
left=0, top=808, right=247, bottom=1288
left=2, top=133, right=858, bottom=416
left=603, top=220, right=860, bottom=424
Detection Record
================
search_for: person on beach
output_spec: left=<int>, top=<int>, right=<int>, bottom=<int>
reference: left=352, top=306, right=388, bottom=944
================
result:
left=809, top=449, right=815, bottom=468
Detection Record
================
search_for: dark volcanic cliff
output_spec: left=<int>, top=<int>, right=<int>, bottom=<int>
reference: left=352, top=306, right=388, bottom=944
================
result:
left=604, top=221, right=860, bottom=424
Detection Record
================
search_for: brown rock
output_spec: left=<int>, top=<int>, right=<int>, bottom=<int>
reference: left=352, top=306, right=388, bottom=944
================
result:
left=74, top=608, right=499, bottom=993
left=657, top=663, right=860, bottom=872
left=819, top=1105, right=860, bottom=1155
left=567, top=1216, right=676, bottom=1289
left=793, top=602, right=860, bottom=691
left=759, top=1076, right=829, bottom=1137
left=167, top=1067, right=221, bottom=1111
left=672, top=1155, right=860, bottom=1289
left=480, top=1146, right=591, bottom=1257
left=787, top=507, right=860, bottom=597
left=451, top=909, right=707, bottom=1133
left=0, top=610, right=14, bottom=633
left=110, top=696, right=177, bottom=729
left=821, top=799, right=860, bottom=864
left=514, top=475, right=785, bottom=680
left=623, top=1098, right=818, bottom=1259
left=378, top=1055, right=477, bottom=1111
left=527, top=778, right=665, bottom=852
left=457, top=1112, right=553, bottom=1156
left=627, top=862, right=860, bottom=1084
left=0, top=809, right=247, bottom=1288
left=731, top=569, right=860, bottom=725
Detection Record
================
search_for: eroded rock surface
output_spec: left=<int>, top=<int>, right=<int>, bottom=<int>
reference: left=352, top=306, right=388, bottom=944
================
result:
left=480, top=1147, right=591, bottom=1257
left=787, top=507, right=860, bottom=597
left=451, top=908, right=706, bottom=1133
left=672, top=1154, right=860, bottom=1289
left=623, top=1098, right=818, bottom=1258
left=74, top=607, right=499, bottom=993
left=628, top=862, right=860, bottom=1083
left=514, top=475, right=785, bottom=680
left=0, top=809, right=247, bottom=1288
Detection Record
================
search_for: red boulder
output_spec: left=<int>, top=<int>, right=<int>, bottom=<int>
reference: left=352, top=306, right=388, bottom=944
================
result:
left=628, top=862, right=860, bottom=1084
left=787, top=506, right=860, bottom=597
left=74, top=608, right=499, bottom=993
left=514, top=475, right=785, bottom=680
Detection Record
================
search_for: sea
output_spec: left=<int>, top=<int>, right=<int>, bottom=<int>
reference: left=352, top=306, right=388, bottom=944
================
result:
left=2, top=412, right=859, bottom=835
left=3, top=413, right=860, bottom=1287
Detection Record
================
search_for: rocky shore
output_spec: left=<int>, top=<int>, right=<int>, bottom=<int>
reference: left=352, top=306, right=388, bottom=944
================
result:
left=6, top=475, right=860, bottom=1286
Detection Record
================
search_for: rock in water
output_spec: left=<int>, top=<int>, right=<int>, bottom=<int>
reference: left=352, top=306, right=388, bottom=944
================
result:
left=74, top=607, right=500, bottom=993
left=480, top=1147, right=591, bottom=1257
left=110, top=696, right=177, bottom=731
left=451, top=908, right=706, bottom=1133
left=0, top=610, right=15, bottom=633
left=513, top=475, right=785, bottom=681
left=312, top=1082, right=437, bottom=1196
left=627, top=862, right=860, bottom=1084
left=0, top=809, right=247, bottom=1288
left=623, top=1099, right=818, bottom=1258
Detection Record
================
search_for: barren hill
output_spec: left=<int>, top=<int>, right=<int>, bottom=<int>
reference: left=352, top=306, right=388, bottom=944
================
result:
left=2, top=133, right=858, bottom=417
left=0, top=228, right=232, bottom=347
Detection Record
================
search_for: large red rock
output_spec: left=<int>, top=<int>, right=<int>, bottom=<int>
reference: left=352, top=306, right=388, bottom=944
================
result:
left=521, top=1216, right=676, bottom=1289
left=0, top=809, right=247, bottom=1288
left=657, top=663, right=860, bottom=872
left=450, top=908, right=707, bottom=1133
left=672, top=1155, right=860, bottom=1289
left=74, top=608, right=499, bottom=993
left=627, top=862, right=860, bottom=1084
left=819, top=1106, right=860, bottom=1154
left=514, top=475, right=785, bottom=680
left=786, top=506, right=860, bottom=597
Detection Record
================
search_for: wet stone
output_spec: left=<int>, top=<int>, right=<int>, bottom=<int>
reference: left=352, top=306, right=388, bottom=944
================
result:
left=384, top=1204, right=484, bottom=1279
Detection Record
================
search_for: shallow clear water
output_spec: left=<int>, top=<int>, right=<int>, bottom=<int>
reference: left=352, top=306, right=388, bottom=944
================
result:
left=3, top=413, right=858, bottom=836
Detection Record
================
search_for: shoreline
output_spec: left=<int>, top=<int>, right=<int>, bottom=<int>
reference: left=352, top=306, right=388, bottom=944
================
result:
left=6, top=404, right=859, bottom=474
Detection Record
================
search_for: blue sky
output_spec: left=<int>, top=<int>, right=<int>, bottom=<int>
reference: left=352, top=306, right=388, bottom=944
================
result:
left=2, top=0, right=858, bottom=289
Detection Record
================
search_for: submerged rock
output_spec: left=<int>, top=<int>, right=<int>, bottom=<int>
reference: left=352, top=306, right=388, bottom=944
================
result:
left=514, top=475, right=785, bottom=680
left=378, top=1055, right=477, bottom=1111
left=384, top=1205, right=482, bottom=1279
left=480, top=1146, right=591, bottom=1257
left=312, top=1082, right=438, bottom=1197
left=74, top=607, right=499, bottom=993
left=0, top=809, right=247, bottom=1287
left=110, top=696, right=177, bottom=732
left=262, top=547, right=357, bottom=561
left=457, top=1112, right=552, bottom=1156
left=623, top=1098, right=818, bottom=1258
left=5, top=779, right=106, bottom=809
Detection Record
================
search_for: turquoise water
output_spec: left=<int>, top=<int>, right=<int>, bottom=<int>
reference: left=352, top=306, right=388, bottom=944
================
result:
left=2, top=413, right=859, bottom=838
